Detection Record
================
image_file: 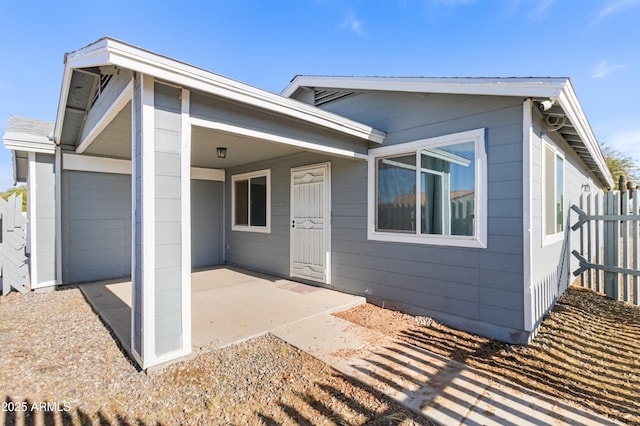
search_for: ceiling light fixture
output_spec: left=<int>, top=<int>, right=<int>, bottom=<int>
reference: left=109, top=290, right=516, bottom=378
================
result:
left=216, top=147, right=227, bottom=159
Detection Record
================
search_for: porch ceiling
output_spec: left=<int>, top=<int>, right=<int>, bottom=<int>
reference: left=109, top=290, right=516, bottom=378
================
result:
left=75, top=107, right=311, bottom=168
left=191, top=126, right=306, bottom=169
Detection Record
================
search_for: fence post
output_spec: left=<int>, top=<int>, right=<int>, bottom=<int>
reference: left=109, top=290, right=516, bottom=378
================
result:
left=595, top=193, right=601, bottom=292
left=634, top=191, right=640, bottom=305
left=604, top=191, right=619, bottom=299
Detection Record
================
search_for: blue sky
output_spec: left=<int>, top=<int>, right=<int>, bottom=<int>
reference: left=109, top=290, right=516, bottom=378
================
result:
left=1, top=0, right=639, bottom=190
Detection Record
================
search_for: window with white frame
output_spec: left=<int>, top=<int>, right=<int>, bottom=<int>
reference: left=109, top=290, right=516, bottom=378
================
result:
left=544, top=143, right=564, bottom=236
left=368, top=128, right=487, bottom=248
left=232, top=169, right=270, bottom=232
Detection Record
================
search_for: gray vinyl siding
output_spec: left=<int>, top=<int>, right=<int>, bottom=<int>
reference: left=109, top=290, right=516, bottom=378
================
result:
left=61, top=172, right=222, bottom=284
left=61, top=170, right=131, bottom=283
left=225, top=152, right=329, bottom=276
left=153, top=82, right=183, bottom=355
left=191, top=180, right=223, bottom=268
left=34, top=154, right=56, bottom=283
left=529, top=111, right=603, bottom=329
left=189, top=91, right=368, bottom=156
left=230, top=91, right=529, bottom=343
left=322, top=91, right=527, bottom=342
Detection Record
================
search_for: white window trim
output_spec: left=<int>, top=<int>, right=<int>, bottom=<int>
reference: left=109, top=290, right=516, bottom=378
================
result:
left=231, top=169, right=271, bottom=233
left=542, top=140, right=565, bottom=246
left=367, top=128, right=487, bottom=248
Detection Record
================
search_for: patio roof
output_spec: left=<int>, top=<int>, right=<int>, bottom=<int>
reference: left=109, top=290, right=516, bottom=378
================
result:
left=53, top=37, right=386, bottom=153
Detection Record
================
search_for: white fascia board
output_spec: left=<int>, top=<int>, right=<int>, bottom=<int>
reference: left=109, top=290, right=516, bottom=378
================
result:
left=3, top=132, right=55, bottom=154
left=63, top=38, right=384, bottom=144
left=63, top=153, right=132, bottom=174
left=556, top=84, right=614, bottom=189
left=63, top=152, right=225, bottom=180
left=282, top=76, right=568, bottom=99
left=76, top=79, right=133, bottom=154
left=190, top=117, right=369, bottom=160
left=53, top=44, right=112, bottom=145
left=191, top=167, right=225, bottom=181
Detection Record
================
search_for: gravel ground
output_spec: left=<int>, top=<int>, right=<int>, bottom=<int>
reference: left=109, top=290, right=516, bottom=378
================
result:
left=335, top=285, right=640, bottom=425
left=0, top=287, right=428, bottom=425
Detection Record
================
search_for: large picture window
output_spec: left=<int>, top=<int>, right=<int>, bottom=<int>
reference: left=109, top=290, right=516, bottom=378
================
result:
left=368, top=128, right=487, bottom=248
left=544, top=143, right=564, bottom=238
left=232, top=169, right=270, bottom=233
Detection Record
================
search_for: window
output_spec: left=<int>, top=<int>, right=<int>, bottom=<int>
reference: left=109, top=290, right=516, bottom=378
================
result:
left=232, top=169, right=270, bottom=232
left=368, top=128, right=487, bottom=248
left=544, top=143, right=564, bottom=238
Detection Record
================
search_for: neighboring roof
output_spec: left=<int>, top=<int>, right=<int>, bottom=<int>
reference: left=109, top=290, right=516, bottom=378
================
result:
left=54, top=37, right=385, bottom=149
left=2, top=116, right=55, bottom=184
left=3, top=115, right=55, bottom=154
left=282, top=76, right=614, bottom=188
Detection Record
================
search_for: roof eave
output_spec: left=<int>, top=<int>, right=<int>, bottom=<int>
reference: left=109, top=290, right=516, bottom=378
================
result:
left=556, top=82, right=614, bottom=188
left=3, top=132, right=56, bottom=154
left=283, top=75, right=613, bottom=188
left=54, top=38, right=385, bottom=146
left=281, top=75, right=569, bottom=99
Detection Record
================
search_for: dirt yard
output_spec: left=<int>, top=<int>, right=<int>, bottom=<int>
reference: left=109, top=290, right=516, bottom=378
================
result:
left=2, top=284, right=637, bottom=425
left=335, top=285, right=640, bottom=425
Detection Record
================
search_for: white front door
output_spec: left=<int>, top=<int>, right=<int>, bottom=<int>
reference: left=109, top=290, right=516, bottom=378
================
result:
left=290, top=162, right=331, bottom=284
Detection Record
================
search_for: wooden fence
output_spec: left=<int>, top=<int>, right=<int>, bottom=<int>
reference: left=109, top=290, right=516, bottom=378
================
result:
left=0, top=193, right=28, bottom=296
left=571, top=188, right=640, bottom=305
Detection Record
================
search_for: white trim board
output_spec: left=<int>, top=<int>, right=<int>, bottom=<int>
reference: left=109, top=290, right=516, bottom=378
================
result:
left=367, top=128, right=487, bottom=249
left=27, top=152, right=38, bottom=287
left=179, top=87, right=192, bottom=354
left=140, top=73, right=157, bottom=368
left=62, top=153, right=224, bottom=181
left=189, top=117, right=369, bottom=161
left=76, top=79, right=133, bottom=154
left=3, top=132, right=55, bottom=154
left=522, top=99, right=534, bottom=332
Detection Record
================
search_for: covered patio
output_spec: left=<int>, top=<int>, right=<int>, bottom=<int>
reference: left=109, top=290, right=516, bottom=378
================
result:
left=80, top=266, right=365, bottom=362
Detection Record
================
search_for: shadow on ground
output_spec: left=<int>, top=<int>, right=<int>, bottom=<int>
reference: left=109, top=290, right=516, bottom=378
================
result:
left=393, top=287, right=640, bottom=425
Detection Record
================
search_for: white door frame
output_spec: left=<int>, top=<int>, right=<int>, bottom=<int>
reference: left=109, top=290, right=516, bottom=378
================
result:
left=289, top=162, right=331, bottom=284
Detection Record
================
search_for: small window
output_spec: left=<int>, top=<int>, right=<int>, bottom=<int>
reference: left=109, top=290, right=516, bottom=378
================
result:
left=368, top=128, right=487, bottom=248
left=232, top=169, right=270, bottom=233
left=544, top=144, right=564, bottom=237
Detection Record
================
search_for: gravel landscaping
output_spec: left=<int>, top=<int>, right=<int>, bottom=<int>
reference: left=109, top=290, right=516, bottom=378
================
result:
left=0, top=287, right=428, bottom=425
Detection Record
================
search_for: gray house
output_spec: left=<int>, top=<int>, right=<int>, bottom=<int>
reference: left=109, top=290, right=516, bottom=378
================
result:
left=3, top=37, right=613, bottom=369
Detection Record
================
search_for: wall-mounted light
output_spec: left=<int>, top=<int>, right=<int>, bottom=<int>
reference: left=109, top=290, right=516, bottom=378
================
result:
left=582, top=183, right=591, bottom=193
left=216, top=147, right=227, bottom=159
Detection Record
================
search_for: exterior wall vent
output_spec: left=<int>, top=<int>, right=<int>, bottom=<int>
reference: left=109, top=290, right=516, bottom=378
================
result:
left=314, top=89, right=356, bottom=106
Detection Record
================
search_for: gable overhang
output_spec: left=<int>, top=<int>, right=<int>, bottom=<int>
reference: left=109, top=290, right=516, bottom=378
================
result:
left=283, top=76, right=614, bottom=189
left=3, top=129, right=55, bottom=185
left=54, top=38, right=385, bottom=152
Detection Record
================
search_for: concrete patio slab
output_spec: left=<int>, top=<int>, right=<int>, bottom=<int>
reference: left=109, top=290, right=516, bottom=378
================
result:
left=79, top=266, right=365, bottom=356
